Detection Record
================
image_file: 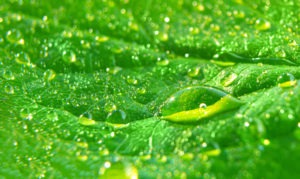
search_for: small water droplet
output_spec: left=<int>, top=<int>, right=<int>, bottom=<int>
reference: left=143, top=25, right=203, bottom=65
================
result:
left=255, top=18, right=271, bottom=31
left=43, top=69, right=56, bottom=81
left=199, top=103, right=207, bottom=109
left=2, top=69, right=15, bottom=80
left=80, top=40, right=91, bottom=49
left=15, top=52, right=31, bottom=66
left=274, top=47, right=286, bottom=58
left=62, top=50, right=76, bottom=63
left=187, top=67, right=201, bottom=77
left=126, top=76, right=138, bottom=85
left=4, top=84, right=14, bottom=94
left=156, top=57, right=169, bottom=66
left=6, top=29, right=24, bottom=45
left=156, top=32, right=168, bottom=41
left=222, top=73, right=238, bottom=87
left=210, top=24, right=220, bottom=32
left=233, top=10, right=245, bottom=18
left=106, top=66, right=122, bottom=75
left=137, top=87, right=146, bottom=94
left=20, top=108, right=33, bottom=120
left=95, top=36, right=109, bottom=42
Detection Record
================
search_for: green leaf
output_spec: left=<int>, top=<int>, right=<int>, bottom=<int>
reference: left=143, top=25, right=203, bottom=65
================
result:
left=1, top=0, right=300, bottom=178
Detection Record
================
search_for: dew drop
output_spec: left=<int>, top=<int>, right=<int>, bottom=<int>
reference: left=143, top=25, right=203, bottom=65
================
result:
left=6, top=29, right=24, bottom=45
left=255, top=18, right=271, bottom=31
left=222, top=73, right=238, bottom=87
left=274, top=47, right=286, bottom=58
left=100, top=162, right=138, bottom=179
left=20, top=108, right=33, bottom=120
left=277, top=73, right=297, bottom=88
left=62, top=50, right=76, bottom=63
left=78, top=115, right=96, bottom=126
left=160, top=86, right=243, bottom=122
left=80, top=40, right=91, bottom=49
left=95, top=36, right=109, bottom=42
left=126, top=76, right=138, bottom=85
left=137, top=87, right=146, bottom=94
left=43, top=69, right=56, bottom=81
left=156, top=57, right=169, bottom=66
left=15, top=52, right=31, bottom=66
left=4, top=84, right=14, bottom=94
left=106, top=66, right=122, bottom=75
left=210, top=24, right=220, bottom=32
left=2, top=69, right=15, bottom=80
left=233, top=10, right=245, bottom=18
left=199, top=103, right=207, bottom=109
left=156, top=32, right=169, bottom=41
left=187, top=67, right=201, bottom=77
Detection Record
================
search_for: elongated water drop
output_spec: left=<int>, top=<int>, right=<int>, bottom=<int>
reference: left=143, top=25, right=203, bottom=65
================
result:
left=160, top=86, right=243, bottom=123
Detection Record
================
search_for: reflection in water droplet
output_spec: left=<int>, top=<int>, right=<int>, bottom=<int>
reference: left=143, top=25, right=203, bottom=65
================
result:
left=43, top=69, right=56, bottom=81
left=2, top=70, right=15, bottom=80
left=255, top=18, right=271, bottom=31
left=62, top=50, right=76, bottom=63
left=4, top=85, right=14, bottom=94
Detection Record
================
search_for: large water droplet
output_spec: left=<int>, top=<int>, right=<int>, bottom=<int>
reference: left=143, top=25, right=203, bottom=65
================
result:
left=277, top=73, right=297, bottom=88
left=160, top=86, right=243, bottom=122
left=160, top=86, right=230, bottom=116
